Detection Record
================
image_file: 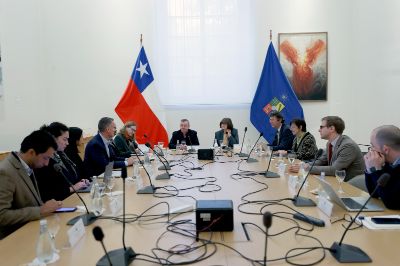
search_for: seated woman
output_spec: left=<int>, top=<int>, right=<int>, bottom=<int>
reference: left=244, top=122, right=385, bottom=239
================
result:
left=35, top=122, right=89, bottom=202
left=214, top=118, right=239, bottom=148
left=279, top=118, right=318, bottom=162
left=64, top=127, right=89, bottom=179
left=113, top=121, right=138, bottom=158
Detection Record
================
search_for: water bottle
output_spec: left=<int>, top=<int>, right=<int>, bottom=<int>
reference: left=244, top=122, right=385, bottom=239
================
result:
left=36, top=219, right=54, bottom=263
left=91, top=182, right=103, bottom=216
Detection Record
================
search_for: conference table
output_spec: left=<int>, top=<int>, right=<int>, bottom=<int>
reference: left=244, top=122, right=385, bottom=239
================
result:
left=1, top=149, right=399, bottom=265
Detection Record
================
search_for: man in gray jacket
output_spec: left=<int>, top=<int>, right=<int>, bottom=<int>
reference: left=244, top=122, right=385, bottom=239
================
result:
left=290, top=116, right=365, bottom=181
left=0, top=130, right=62, bottom=239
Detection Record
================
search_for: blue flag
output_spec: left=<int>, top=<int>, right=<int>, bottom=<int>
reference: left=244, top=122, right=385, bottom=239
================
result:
left=250, top=42, right=304, bottom=143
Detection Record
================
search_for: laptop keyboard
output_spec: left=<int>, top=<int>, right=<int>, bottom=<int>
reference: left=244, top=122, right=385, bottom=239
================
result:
left=342, top=198, right=363, bottom=209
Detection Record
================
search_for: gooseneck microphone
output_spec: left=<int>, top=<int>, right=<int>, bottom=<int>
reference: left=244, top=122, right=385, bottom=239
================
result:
left=263, top=211, right=273, bottom=266
left=94, top=166, right=136, bottom=266
left=263, top=149, right=280, bottom=178
left=133, top=146, right=156, bottom=194
left=238, top=127, right=248, bottom=157
left=187, top=135, right=196, bottom=153
left=145, top=142, right=172, bottom=180
left=330, top=173, right=391, bottom=263
left=54, top=164, right=98, bottom=226
left=246, top=132, right=264, bottom=163
left=292, top=149, right=324, bottom=207
left=92, top=226, right=113, bottom=266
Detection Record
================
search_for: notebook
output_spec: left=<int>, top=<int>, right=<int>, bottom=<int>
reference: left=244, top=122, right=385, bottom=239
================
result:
left=317, top=177, right=384, bottom=212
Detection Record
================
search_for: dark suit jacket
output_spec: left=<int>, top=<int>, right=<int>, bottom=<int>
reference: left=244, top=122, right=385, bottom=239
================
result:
left=113, top=133, right=134, bottom=158
left=214, top=128, right=239, bottom=148
left=0, top=153, right=43, bottom=239
left=84, top=133, right=126, bottom=177
left=269, top=124, right=294, bottom=151
left=365, top=163, right=400, bottom=210
left=64, top=147, right=89, bottom=179
left=311, top=135, right=365, bottom=180
left=35, top=152, right=79, bottom=202
left=169, top=129, right=199, bottom=149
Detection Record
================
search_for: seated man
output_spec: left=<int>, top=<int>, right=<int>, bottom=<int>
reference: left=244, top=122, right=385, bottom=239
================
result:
left=290, top=116, right=365, bottom=181
left=268, top=111, right=294, bottom=151
left=364, top=125, right=400, bottom=209
left=0, top=130, right=62, bottom=239
left=84, top=117, right=134, bottom=177
left=168, top=119, right=199, bottom=149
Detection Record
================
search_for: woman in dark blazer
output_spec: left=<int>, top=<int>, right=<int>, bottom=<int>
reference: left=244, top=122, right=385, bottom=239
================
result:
left=64, top=127, right=89, bottom=179
left=112, top=121, right=138, bottom=158
left=214, top=118, right=239, bottom=148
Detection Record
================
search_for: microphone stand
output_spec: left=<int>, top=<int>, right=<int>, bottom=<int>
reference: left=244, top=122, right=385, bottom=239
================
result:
left=238, top=127, right=248, bottom=157
left=54, top=165, right=98, bottom=226
left=146, top=143, right=172, bottom=180
left=245, top=133, right=263, bottom=163
left=292, top=149, right=323, bottom=207
left=330, top=173, right=391, bottom=263
left=96, top=166, right=136, bottom=266
left=263, top=150, right=280, bottom=178
left=134, top=146, right=156, bottom=194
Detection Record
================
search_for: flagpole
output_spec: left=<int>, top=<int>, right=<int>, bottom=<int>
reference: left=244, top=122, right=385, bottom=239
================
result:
left=269, top=30, right=272, bottom=41
left=140, top=34, right=143, bottom=47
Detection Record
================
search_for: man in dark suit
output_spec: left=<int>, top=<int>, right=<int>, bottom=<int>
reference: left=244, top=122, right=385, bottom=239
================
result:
left=364, top=125, right=400, bottom=209
left=84, top=117, right=135, bottom=177
left=268, top=111, right=294, bottom=151
left=292, top=116, right=365, bottom=181
left=0, top=130, right=62, bottom=239
left=168, top=119, right=199, bottom=149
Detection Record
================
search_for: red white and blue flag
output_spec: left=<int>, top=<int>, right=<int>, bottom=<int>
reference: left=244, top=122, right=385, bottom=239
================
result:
left=115, top=46, right=168, bottom=146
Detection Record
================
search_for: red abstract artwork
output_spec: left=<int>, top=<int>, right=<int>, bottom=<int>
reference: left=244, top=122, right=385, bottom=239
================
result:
left=279, top=32, right=328, bottom=101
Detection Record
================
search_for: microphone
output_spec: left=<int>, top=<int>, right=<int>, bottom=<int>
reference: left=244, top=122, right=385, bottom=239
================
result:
left=187, top=135, right=196, bottom=154
left=238, top=127, right=248, bottom=157
left=292, top=149, right=324, bottom=207
left=330, top=173, right=391, bottom=263
left=245, top=132, right=263, bottom=163
left=145, top=142, right=172, bottom=180
left=93, top=226, right=113, bottom=266
left=263, top=211, right=273, bottom=266
left=133, top=145, right=156, bottom=194
left=54, top=164, right=98, bottom=226
left=263, top=149, right=280, bottom=178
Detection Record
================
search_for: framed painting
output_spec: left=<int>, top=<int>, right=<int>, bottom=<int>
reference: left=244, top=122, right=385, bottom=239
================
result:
left=278, top=32, right=328, bottom=101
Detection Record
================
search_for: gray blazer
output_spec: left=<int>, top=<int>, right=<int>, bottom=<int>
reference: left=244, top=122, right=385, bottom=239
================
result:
left=311, top=135, right=365, bottom=181
left=0, top=153, right=42, bottom=239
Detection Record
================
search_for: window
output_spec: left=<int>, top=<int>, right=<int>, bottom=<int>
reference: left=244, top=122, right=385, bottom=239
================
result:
left=154, top=0, right=256, bottom=106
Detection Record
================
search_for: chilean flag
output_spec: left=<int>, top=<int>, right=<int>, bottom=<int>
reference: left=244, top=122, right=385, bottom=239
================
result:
left=115, top=46, right=169, bottom=146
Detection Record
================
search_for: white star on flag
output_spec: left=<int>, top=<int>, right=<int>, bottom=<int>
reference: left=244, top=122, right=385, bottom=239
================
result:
left=136, top=61, right=149, bottom=78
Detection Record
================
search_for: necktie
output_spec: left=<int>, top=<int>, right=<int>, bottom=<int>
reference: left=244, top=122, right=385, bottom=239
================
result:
left=276, top=130, right=280, bottom=145
left=328, top=143, right=333, bottom=164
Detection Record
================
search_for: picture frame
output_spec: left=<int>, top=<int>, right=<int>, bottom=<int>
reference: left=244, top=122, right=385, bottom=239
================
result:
left=278, top=32, right=328, bottom=101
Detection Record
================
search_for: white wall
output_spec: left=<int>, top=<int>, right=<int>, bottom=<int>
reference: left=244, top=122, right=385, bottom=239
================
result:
left=0, top=0, right=399, bottom=151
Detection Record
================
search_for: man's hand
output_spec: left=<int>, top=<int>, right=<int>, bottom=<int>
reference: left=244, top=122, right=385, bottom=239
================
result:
left=40, top=199, right=62, bottom=216
left=126, top=156, right=135, bottom=166
left=364, top=150, right=385, bottom=170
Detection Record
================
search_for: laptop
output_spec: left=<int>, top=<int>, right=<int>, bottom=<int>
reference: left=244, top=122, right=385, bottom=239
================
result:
left=76, top=162, right=114, bottom=193
left=317, top=177, right=384, bottom=212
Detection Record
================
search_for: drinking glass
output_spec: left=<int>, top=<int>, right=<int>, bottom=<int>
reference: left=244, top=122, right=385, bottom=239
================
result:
left=335, top=170, right=346, bottom=193
left=133, top=161, right=140, bottom=179
left=105, top=176, right=115, bottom=197
left=288, top=153, right=296, bottom=165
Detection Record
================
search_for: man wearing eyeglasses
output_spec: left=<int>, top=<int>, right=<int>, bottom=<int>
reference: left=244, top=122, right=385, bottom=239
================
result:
left=364, top=125, right=400, bottom=209
left=290, top=116, right=365, bottom=181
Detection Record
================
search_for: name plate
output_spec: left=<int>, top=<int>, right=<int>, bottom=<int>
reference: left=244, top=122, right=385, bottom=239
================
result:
left=317, top=196, right=333, bottom=217
left=67, top=218, right=85, bottom=247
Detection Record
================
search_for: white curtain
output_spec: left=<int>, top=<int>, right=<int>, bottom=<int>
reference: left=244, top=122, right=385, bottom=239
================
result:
left=153, top=0, right=256, bottom=106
